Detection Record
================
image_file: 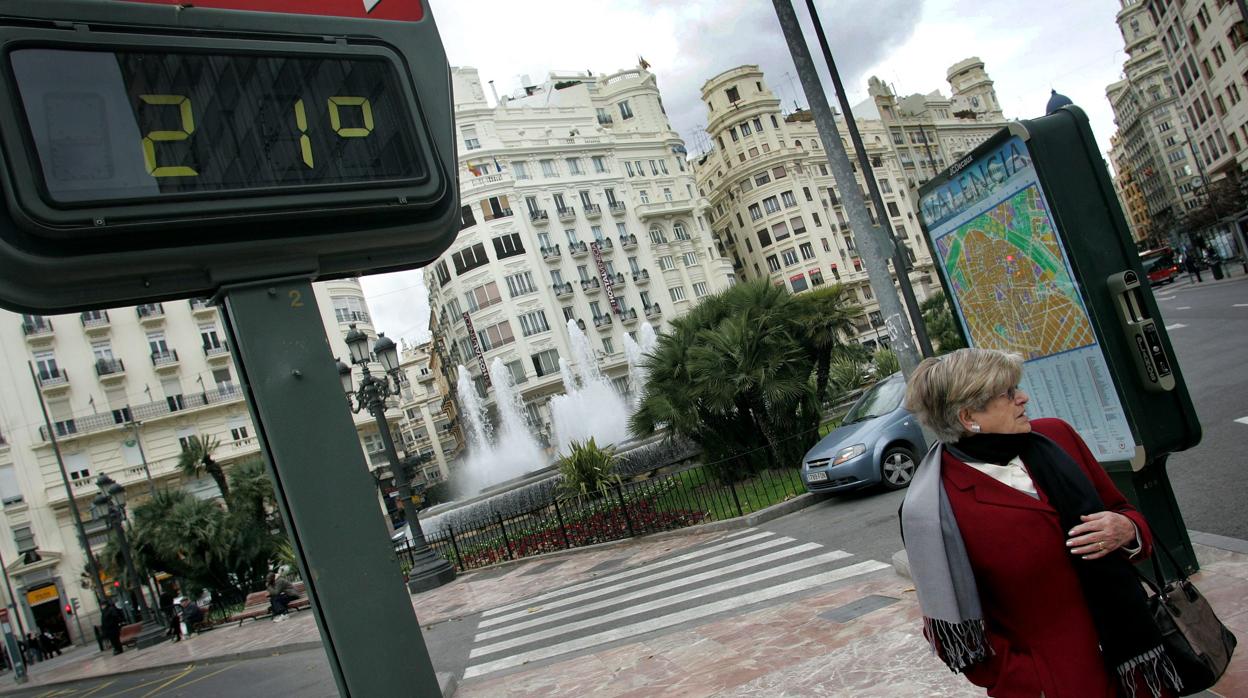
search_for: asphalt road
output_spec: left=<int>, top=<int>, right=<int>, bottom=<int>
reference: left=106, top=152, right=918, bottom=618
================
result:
left=1150, top=272, right=1248, bottom=540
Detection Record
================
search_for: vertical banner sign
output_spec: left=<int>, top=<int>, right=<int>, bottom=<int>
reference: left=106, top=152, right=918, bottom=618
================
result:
left=461, top=311, right=491, bottom=388
left=918, top=136, right=1135, bottom=462
left=592, top=242, right=621, bottom=314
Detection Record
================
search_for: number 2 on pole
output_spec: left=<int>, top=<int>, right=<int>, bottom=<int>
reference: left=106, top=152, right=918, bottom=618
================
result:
left=139, top=94, right=198, bottom=177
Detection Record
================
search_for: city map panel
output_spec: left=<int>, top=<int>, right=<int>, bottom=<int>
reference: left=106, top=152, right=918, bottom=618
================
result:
left=936, top=184, right=1096, bottom=359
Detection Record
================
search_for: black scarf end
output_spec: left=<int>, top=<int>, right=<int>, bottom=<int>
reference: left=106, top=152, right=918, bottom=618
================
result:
left=1116, top=645, right=1183, bottom=698
left=923, top=617, right=991, bottom=673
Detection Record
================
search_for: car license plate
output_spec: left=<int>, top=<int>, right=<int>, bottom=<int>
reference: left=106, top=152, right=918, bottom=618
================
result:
left=807, top=471, right=828, bottom=482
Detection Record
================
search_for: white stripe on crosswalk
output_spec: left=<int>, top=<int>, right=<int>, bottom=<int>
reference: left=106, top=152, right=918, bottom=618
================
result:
left=471, top=548, right=851, bottom=655
left=462, top=559, right=891, bottom=679
left=479, top=535, right=803, bottom=629
left=481, top=529, right=772, bottom=618
left=1165, top=323, right=1186, bottom=330
left=475, top=543, right=838, bottom=643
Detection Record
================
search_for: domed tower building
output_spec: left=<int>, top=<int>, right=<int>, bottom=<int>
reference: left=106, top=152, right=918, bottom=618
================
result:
left=947, top=57, right=1006, bottom=121
left=694, top=63, right=1007, bottom=350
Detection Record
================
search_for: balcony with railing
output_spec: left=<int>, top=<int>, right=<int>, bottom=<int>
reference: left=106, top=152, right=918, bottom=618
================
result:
left=619, top=234, right=637, bottom=249
left=609, top=272, right=626, bottom=288
left=21, top=317, right=53, bottom=340
left=552, top=282, right=574, bottom=298
left=189, top=298, right=217, bottom=315
left=556, top=206, right=577, bottom=222
left=645, top=303, right=663, bottom=318
left=541, top=244, right=562, bottom=262
left=593, top=314, right=614, bottom=329
left=635, top=198, right=695, bottom=220
left=38, top=384, right=244, bottom=442
left=594, top=238, right=615, bottom=253
left=80, top=310, right=110, bottom=333
left=620, top=307, right=639, bottom=324
left=580, top=277, right=601, bottom=293
left=529, top=209, right=549, bottom=224
left=151, top=349, right=180, bottom=370
left=632, top=269, right=651, bottom=284
left=583, top=203, right=602, bottom=218
left=94, top=358, right=126, bottom=381
left=609, top=201, right=627, bottom=214
left=37, top=369, right=69, bottom=392
left=575, top=318, right=587, bottom=331
left=136, top=303, right=165, bottom=323
left=203, top=343, right=231, bottom=361
left=569, top=241, right=589, bottom=257
left=461, top=172, right=513, bottom=195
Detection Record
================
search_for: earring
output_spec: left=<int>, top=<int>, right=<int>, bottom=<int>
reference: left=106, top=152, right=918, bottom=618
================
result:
left=969, top=423, right=982, bottom=433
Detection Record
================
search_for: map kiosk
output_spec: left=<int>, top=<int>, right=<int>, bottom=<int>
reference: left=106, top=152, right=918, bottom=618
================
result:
left=917, top=106, right=1202, bottom=573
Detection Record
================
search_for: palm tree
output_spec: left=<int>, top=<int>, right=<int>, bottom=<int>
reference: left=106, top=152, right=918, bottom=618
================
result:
left=177, top=435, right=230, bottom=503
left=789, top=284, right=860, bottom=403
left=919, top=290, right=966, bottom=354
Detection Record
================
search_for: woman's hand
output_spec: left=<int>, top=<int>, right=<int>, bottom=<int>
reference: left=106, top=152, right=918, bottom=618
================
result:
left=1066, top=511, right=1137, bottom=560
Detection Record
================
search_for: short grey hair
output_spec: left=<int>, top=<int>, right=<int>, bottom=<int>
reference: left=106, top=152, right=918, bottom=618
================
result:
left=904, top=348, right=1024, bottom=443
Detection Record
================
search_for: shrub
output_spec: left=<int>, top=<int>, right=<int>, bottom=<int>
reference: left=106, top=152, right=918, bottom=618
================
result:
left=556, top=438, right=621, bottom=498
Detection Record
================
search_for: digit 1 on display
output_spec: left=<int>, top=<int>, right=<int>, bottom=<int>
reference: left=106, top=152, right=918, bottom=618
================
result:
left=139, top=94, right=198, bottom=177
left=294, top=99, right=314, bottom=168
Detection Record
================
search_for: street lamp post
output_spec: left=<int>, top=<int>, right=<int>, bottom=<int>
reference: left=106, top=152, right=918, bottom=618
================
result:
left=337, top=325, right=456, bottom=593
left=90, top=475, right=151, bottom=623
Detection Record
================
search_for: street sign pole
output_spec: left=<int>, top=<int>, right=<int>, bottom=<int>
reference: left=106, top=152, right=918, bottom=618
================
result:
left=219, top=278, right=440, bottom=697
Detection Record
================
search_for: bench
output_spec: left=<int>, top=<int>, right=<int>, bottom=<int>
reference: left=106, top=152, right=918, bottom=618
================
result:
left=226, top=582, right=309, bottom=626
left=119, top=622, right=143, bottom=647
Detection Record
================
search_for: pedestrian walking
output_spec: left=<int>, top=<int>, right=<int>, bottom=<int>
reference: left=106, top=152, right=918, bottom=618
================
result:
left=24, top=633, right=41, bottom=663
left=101, top=600, right=125, bottom=655
left=900, top=348, right=1180, bottom=697
left=1184, top=251, right=1204, bottom=283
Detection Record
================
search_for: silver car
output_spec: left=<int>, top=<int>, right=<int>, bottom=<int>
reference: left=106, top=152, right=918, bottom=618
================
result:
left=801, top=373, right=926, bottom=493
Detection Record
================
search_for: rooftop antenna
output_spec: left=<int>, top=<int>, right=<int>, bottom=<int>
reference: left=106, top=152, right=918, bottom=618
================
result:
left=487, top=79, right=500, bottom=106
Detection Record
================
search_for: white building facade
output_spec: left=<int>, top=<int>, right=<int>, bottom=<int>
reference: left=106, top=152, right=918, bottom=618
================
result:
left=424, top=66, right=735, bottom=444
left=0, top=278, right=440, bottom=640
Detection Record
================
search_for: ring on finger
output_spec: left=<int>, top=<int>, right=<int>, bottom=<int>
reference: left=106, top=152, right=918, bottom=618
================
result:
left=1098, top=541, right=1106, bottom=550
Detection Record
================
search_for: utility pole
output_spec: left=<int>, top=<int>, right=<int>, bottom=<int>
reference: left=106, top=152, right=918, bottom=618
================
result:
left=26, top=363, right=107, bottom=612
left=803, top=0, right=934, bottom=359
left=771, top=0, right=924, bottom=376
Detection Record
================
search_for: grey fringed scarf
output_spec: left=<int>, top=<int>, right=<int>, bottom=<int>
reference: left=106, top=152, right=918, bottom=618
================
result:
left=901, top=439, right=1182, bottom=697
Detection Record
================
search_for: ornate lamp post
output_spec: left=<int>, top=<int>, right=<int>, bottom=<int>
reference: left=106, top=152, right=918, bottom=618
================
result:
left=90, top=475, right=151, bottom=622
left=337, top=324, right=456, bottom=592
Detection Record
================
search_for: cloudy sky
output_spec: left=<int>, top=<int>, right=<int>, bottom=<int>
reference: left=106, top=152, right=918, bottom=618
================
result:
left=362, top=0, right=1129, bottom=347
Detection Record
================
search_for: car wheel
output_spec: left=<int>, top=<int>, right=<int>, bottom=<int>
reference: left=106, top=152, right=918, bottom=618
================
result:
left=880, top=446, right=918, bottom=490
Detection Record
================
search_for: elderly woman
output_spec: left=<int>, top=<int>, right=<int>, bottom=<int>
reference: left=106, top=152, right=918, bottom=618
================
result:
left=901, top=348, right=1179, bottom=697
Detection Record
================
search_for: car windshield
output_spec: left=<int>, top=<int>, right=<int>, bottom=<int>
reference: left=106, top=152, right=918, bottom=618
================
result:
left=843, top=377, right=905, bottom=423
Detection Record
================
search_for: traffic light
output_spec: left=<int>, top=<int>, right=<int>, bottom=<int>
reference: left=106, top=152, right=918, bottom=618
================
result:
left=64, top=603, right=72, bottom=616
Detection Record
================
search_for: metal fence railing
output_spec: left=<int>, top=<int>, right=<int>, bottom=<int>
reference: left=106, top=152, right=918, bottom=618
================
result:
left=398, top=463, right=805, bottom=573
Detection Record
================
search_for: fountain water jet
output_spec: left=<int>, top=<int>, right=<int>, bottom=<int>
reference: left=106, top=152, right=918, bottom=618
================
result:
left=453, top=360, right=546, bottom=494
left=548, top=320, right=631, bottom=454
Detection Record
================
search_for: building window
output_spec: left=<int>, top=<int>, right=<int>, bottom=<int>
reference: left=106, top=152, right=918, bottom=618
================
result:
left=619, top=100, right=634, bottom=119
left=480, top=195, right=512, bottom=221
left=781, top=248, right=799, bottom=266
left=332, top=296, right=370, bottom=324
left=540, top=159, right=558, bottom=178
left=772, top=221, right=790, bottom=242
left=513, top=161, right=531, bottom=180
left=763, top=196, right=780, bottom=214
left=757, top=228, right=772, bottom=248
left=682, top=252, right=697, bottom=266
left=781, top=190, right=797, bottom=208
left=748, top=203, right=763, bottom=221
left=673, top=222, right=690, bottom=240
left=639, top=190, right=650, bottom=204
left=434, top=260, right=451, bottom=288
left=693, top=282, right=708, bottom=297
left=669, top=286, right=687, bottom=302
left=465, top=281, right=502, bottom=312
left=460, top=205, right=477, bottom=229
left=772, top=165, right=787, bottom=180
left=809, top=269, right=825, bottom=287
left=649, top=226, right=667, bottom=244
left=790, top=217, right=807, bottom=236
left=790, top=274, right=809, bottom=293
left=567, top=158, right=584, bottom=175
left=518, top=310, right=550, bottom=337
left=754, top=172, right=771, bottom=187
left=493, top=232, right=525, bottom=259
left=477, top=321, right=515, bottom=352
left=593, top=155, right=608, bottom=173
left=799, top=242, right=815, bottom=260
left=659, top=255, right=675, bottom=271
left=452, top=242, right=490, bottom=274
left=532, top=349, right=560, bottom=377
left=765, top=255, right=781, bottom=272
left=462, top=125, right=480, bottom=150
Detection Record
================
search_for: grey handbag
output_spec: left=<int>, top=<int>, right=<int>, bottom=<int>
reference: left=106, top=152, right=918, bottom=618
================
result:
left=1135, top=539, right=1237, bottom=696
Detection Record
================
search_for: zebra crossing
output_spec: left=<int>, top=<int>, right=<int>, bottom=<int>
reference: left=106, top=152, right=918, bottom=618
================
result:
left=461, top=528, right=890, bottom=679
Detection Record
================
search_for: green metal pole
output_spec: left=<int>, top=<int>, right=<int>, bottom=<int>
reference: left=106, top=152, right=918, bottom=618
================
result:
left=219, top=279, right=441, bottom=697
